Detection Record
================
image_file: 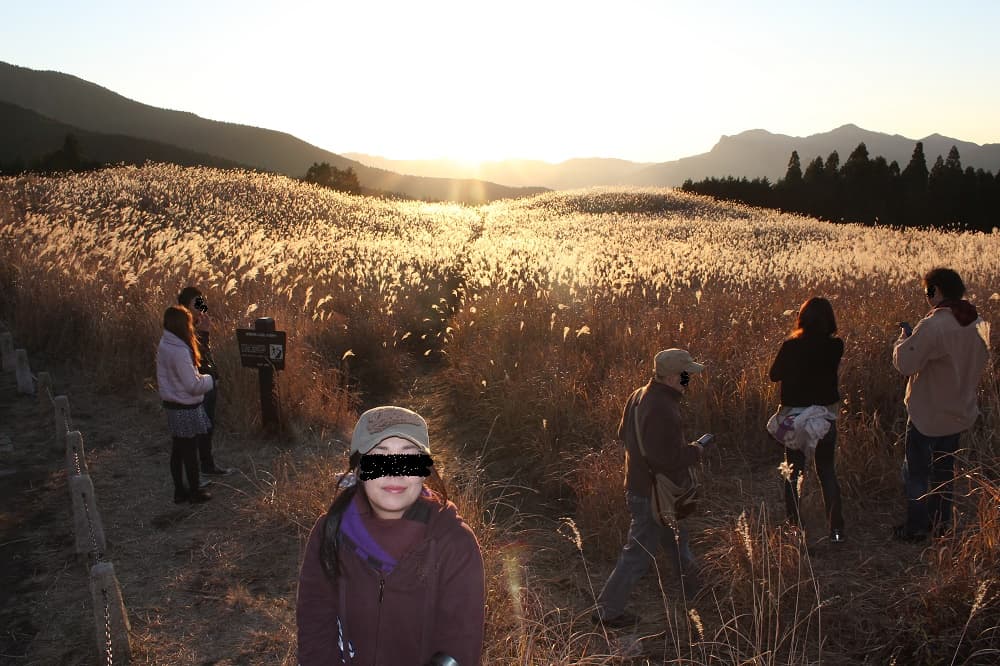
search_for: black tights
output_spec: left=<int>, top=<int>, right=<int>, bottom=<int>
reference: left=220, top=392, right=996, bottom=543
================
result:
left=170, top=436, right=201, bottom=494
left=783, top=427, right=844, bottom=531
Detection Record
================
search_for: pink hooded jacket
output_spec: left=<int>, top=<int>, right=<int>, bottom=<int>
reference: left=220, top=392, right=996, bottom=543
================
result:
left=156, top=330, right=214, bottom=405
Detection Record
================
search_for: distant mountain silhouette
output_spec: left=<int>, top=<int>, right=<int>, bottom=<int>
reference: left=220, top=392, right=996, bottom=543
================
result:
left=353, top=125, right=1000, bottom=189
left=632, top=124, right=1000, bottom=186
left=5, top=61, right=996, bottom=195
left=0, top=101, right=244, bottom=171
left=343, top=154, right=653, bottom=189
left=0, top=62, right=546, bottom=203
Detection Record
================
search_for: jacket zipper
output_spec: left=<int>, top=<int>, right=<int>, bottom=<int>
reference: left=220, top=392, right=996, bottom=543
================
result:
left=373, top=574, right=385, bottom=663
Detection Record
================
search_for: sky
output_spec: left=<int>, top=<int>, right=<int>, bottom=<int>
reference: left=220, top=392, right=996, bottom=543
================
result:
left=2, top=0, right=999, bottom=164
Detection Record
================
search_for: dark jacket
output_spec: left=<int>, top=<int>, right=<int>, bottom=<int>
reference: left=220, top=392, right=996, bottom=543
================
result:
left=618, top=379, right=702, bottom=493
left=195, top=330, right=219, bottom=378
left=296, top=492, right=485, bottom=666
left=768, top=335, right=843, bottom=407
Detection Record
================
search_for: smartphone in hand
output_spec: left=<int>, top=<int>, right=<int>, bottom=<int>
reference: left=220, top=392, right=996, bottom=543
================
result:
left=696, top=433, right=714, bottom=446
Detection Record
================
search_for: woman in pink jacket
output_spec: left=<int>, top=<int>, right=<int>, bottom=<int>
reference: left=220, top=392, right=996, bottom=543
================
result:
left=297, top=406, right=485, bottom=666
left=156, top=305, right=215, bottom=503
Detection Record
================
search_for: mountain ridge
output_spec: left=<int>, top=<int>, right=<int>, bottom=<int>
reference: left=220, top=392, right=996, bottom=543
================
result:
left=0, top=100, right=247, bottom=171
left=3, top=61, right=998, bottom=194
left=351, top=125, right=1000, bottom=189
left=0, top=62, right=547, bottom=204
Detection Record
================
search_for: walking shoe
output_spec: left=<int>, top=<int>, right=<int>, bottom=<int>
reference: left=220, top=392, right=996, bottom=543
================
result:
left=830, top=529, right=846, bottom=544
left=198, top=478, right=212, bottom=489
left=202, top=465, right=233, bottom=476
left=591, top=610, right=638, bottom=629
left=892, top=524, right=927, bottom=543
left=189, top=490, right=213, bottom=503
left=173, top=490, right=189, bottom=504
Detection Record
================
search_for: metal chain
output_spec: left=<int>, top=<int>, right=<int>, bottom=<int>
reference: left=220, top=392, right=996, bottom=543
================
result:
left=102, top=587, right=114, bottom=666
left=81, top=489, right=102, bottom=558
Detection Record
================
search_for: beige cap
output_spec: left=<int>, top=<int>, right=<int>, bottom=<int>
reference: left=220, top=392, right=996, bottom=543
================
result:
left=654, top=348, right=705, bottom=378
left=350, top=406, right=430, bottom=456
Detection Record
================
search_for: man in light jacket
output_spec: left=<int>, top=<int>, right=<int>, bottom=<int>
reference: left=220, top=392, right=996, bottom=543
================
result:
left=892, top=268, right=990, bottom=541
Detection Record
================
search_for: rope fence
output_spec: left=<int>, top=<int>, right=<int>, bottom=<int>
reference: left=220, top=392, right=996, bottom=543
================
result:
left=2, top=331, right=131, bottom=665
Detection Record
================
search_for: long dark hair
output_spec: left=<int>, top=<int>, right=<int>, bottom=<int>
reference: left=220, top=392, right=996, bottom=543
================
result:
left=163, top=305, right=202, bottom=367
left=790, top=297, right=837, bottom=339
left=318, top=451, right=450, bottom=580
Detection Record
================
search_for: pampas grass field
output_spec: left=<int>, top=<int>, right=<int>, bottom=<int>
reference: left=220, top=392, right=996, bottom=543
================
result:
left=2, top=164, right=998, bottom=664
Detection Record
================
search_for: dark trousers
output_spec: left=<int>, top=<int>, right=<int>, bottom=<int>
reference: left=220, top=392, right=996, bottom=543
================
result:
left=783, top=427, right=844, bottom=531
left=197, top=387, right=216, bottom=471
left=903, top=421, right=960, bottom=535
left=171, top=436, right=201, bottom=494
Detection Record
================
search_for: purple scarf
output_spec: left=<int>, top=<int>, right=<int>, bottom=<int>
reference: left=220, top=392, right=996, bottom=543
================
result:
left=340, top=499, right=399, bottom=575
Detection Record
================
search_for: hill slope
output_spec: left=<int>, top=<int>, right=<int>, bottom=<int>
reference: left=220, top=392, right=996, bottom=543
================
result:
left=0, top=101, right=245, bottom=170
left=2, top=168, right=999, bottom=663
left=0, top=62, right=547, bottom=203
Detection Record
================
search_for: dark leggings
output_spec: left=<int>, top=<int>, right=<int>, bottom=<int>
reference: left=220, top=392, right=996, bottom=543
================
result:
left=784, top=427, right=844, bottom=531
left=170, top=436, right=201, bottom=494
left=198, top=387, right=217, bottom=471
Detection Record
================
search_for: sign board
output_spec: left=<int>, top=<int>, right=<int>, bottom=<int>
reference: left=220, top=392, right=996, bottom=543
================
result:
left=236, top=329, right=287, bottom=370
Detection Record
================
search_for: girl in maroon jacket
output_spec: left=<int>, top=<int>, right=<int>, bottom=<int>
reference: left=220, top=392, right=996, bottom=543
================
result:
left=297, top=406, right=485, bottom=666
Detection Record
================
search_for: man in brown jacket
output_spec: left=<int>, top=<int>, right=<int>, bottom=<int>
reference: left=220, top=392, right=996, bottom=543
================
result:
left=593, top=348, right=710, bottom=628
left=892, top=268, right=990, bottom=541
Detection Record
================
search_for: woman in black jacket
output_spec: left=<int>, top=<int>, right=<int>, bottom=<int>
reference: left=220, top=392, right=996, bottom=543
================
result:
left=769, top=297, right=845, bottom=543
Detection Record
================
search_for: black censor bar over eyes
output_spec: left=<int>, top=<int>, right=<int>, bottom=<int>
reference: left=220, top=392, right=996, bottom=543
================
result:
left=359, top=454, right=434, bottom=481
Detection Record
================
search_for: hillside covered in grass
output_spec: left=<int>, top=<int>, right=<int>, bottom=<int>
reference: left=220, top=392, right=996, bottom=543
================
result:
left=2, top=165, right=998, bottom=663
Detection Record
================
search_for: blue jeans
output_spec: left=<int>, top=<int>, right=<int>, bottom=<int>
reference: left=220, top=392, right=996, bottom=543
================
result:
left=783, top=426, right=844, bottom=531
left=596, top=492, right=699, bottom=619
left=902, top=421, right=960, bottom=535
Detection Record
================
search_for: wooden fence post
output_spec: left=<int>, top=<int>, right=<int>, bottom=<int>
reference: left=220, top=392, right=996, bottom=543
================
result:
left=15, top=349, right=34, bottom=394
left=0, top=332, right=13, bottom=371
left=69, top=474, right=107, bottom=556
left=89, top=561, right=132, bottom=665
left=66, top=431, right=89, bottom=477
left=54, top=396, right=71, bottom=453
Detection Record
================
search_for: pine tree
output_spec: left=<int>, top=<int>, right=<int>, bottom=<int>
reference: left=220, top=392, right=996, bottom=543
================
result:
left=945, top=146, right=963, bottom=174
left=842, top=143, right=873, bottom=222
left=825, top=151, right=840, bottom=175
left=803, top=156, right=824, bottom=184
left=784, top=151, right=803, bottom=186
left=902, top=141, right=929, bottom=192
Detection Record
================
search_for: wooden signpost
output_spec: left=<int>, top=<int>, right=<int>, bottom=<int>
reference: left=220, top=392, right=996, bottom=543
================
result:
left=236, top=318, right=286, bottom=431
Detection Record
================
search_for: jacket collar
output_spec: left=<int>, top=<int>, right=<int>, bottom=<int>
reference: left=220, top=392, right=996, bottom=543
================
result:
left=932, top=299, right=979, bottom=327
left=161, top=330, right=189, bottom=347
left=646, top=378, right=682, bottom=401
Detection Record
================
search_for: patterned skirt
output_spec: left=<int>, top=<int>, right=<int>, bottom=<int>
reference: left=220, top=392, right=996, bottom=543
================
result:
left=164, top=403, right=213, bottom=438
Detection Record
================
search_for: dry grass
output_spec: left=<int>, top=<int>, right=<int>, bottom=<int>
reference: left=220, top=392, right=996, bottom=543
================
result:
left=3, top=165, right=999, bottom=664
